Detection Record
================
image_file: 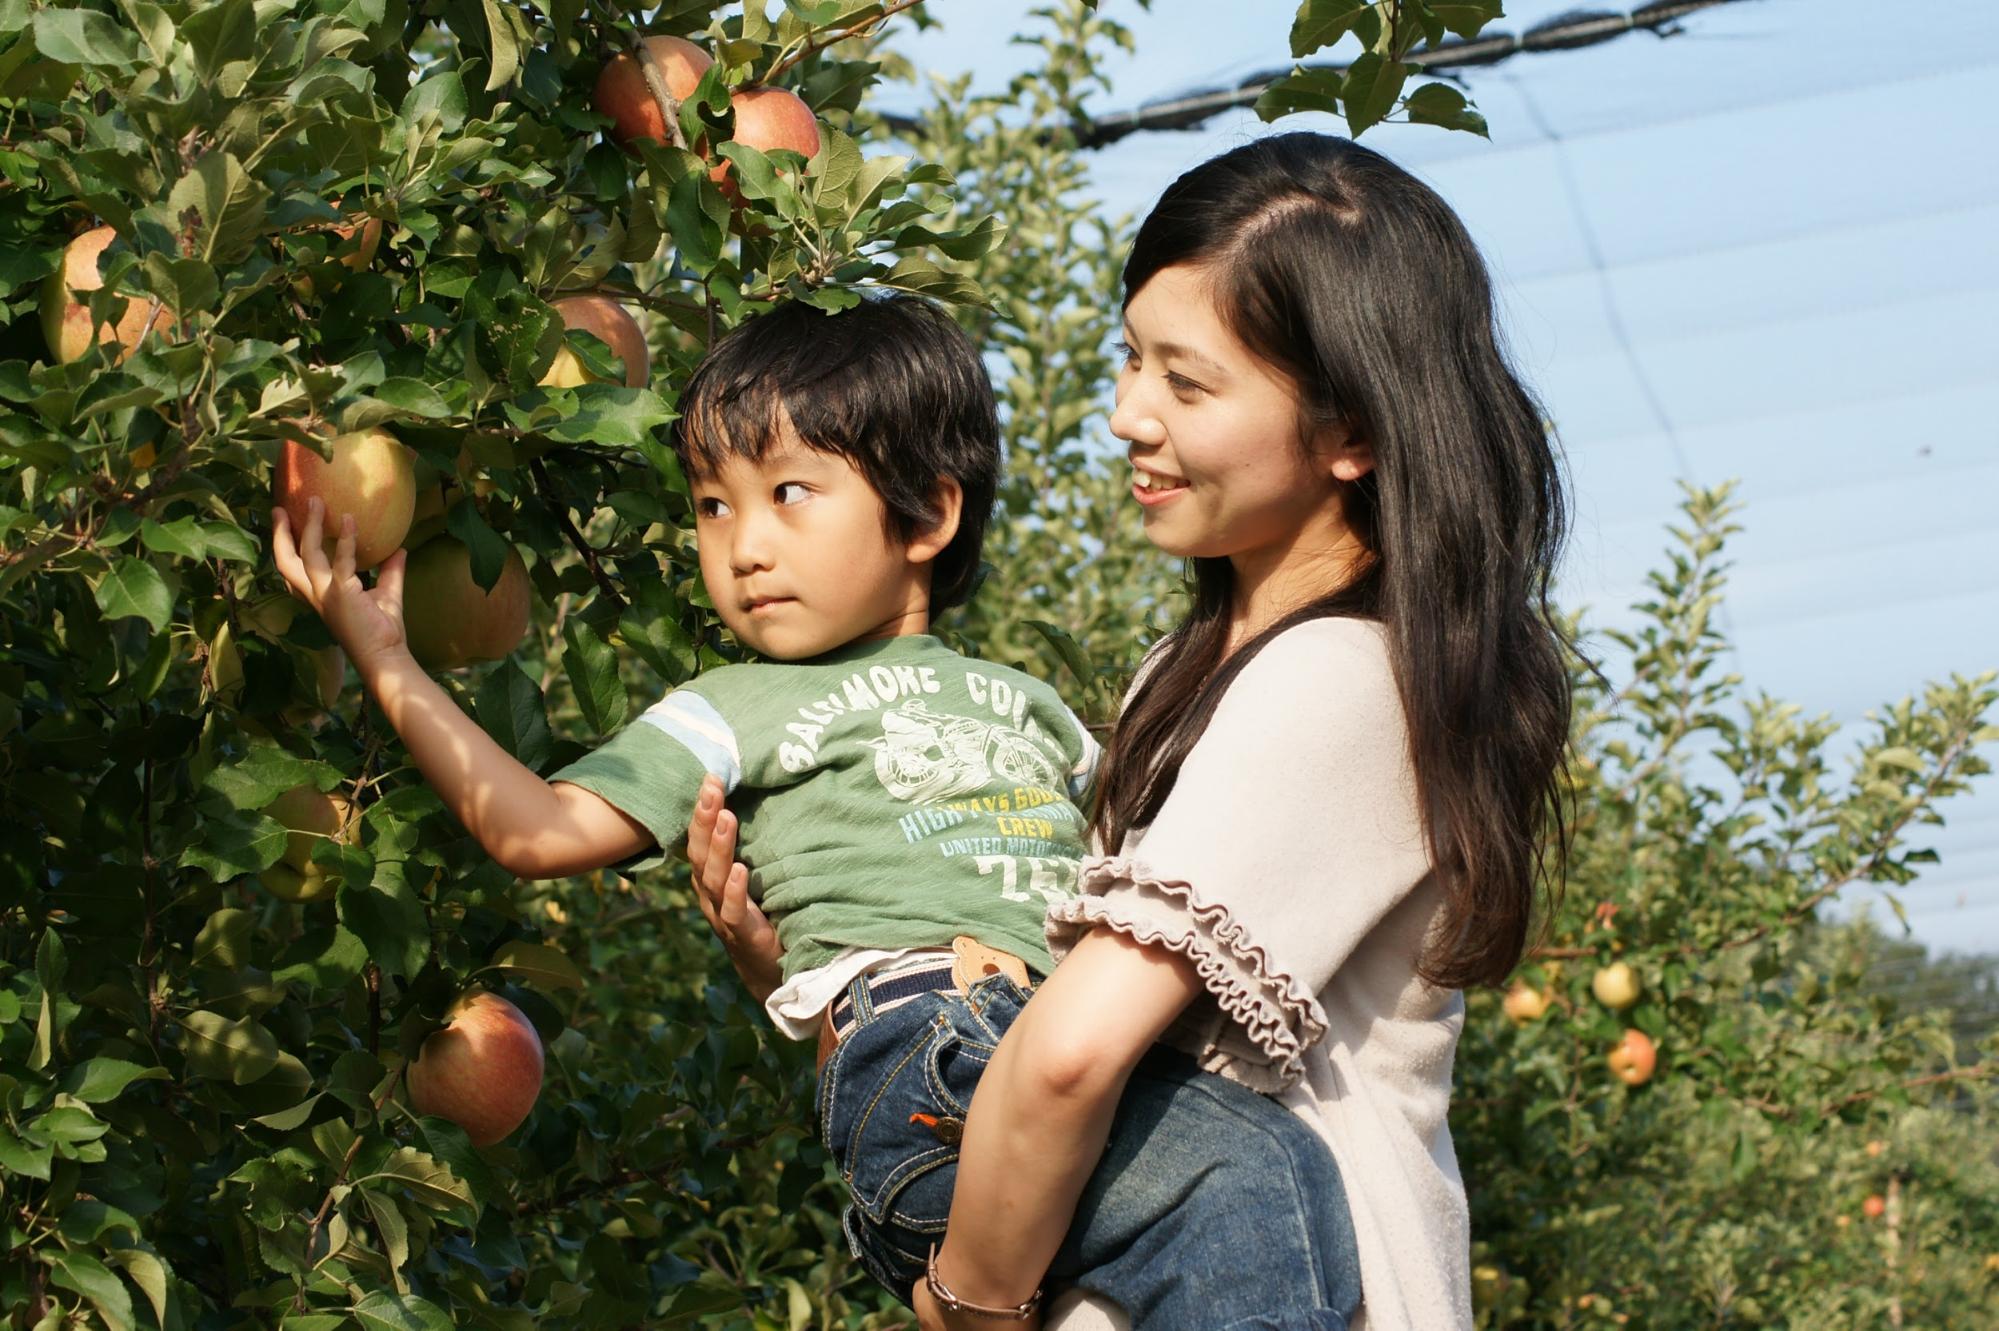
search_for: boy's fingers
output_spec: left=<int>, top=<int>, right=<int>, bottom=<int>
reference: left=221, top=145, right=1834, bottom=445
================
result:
left=332, top=514, right=358, bottom=584
left=718, top=863, right=753, bottom=931
left=375, top=548, right=407, bottom=622
left=299, top=498, right=329, bottom=592
left=700, top=812, right=736, bottom=899
left=270, top=510, right=313, bottom=600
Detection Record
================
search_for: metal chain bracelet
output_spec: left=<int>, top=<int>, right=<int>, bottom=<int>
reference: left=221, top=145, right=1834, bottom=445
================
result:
left=924, top=1244, right=1043, bottom=1322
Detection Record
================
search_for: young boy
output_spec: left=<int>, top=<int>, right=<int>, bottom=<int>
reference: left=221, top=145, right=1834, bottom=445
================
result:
left=271, top=293, right=1099, bottom=1300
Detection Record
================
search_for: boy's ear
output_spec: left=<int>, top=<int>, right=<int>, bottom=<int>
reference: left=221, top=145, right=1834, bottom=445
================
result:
left=904, top=476, right=963, bottom=566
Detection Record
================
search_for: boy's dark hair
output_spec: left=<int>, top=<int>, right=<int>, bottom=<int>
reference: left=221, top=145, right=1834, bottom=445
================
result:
left=672, top=292, right=1000, bottom=615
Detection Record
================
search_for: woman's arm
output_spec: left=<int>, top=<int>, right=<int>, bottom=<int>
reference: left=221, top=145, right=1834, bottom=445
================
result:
left=918, top=928, right=1203, bottom=1327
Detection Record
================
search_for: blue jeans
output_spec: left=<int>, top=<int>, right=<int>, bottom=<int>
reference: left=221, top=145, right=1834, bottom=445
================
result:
left=816, top=971, right=1362, bottom=1330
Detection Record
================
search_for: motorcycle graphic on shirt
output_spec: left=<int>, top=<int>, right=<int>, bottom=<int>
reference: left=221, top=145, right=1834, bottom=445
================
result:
left=867, top=698, right=1061, bottom=804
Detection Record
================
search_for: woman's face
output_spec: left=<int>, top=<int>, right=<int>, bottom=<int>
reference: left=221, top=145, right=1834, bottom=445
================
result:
left=1108, top=262, right=1370, bottom=573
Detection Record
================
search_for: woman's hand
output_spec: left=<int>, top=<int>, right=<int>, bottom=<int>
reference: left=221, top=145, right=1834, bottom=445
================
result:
left=686, top=774, right=784, bottom=1004
left=270, top=499, right=410, bottom=669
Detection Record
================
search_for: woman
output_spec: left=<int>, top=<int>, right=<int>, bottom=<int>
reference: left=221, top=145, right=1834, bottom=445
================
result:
left=689, top=132, right=1572, bottom=1330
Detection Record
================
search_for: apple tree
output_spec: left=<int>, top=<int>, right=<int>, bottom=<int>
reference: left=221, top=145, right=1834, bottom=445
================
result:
left=0, top=1, right=1008, bottom=1327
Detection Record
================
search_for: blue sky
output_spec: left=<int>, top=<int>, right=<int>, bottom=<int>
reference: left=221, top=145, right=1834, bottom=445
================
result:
left=875, top=0, right=1999, bottom=954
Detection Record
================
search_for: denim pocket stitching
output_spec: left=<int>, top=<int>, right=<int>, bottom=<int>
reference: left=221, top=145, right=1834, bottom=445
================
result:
left=923, top=1029, right=994, bottom=1119
left=841, top=1008, right=964, bottom=1224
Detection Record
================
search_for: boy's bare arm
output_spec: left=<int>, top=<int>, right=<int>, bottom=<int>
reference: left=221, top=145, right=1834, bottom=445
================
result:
left=273, top=500, right=651, bottom=879
left=358, top=650, right=650, bottom=877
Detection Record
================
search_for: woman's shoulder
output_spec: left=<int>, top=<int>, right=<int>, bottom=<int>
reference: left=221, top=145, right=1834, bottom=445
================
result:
left=1228, top=615, right=1397, bottom=709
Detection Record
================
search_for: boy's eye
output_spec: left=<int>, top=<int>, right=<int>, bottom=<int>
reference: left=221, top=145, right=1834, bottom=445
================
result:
left=774, top=482, right=811, bottom=505
left=695, top=497, right=729, bottom=519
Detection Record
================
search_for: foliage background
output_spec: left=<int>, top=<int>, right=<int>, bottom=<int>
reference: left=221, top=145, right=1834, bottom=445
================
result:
left=1, top=2, right=1993, bottom=1328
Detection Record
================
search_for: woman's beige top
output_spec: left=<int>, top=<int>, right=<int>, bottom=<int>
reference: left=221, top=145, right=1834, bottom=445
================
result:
left=1043, top=617, right=1471, bottom=1331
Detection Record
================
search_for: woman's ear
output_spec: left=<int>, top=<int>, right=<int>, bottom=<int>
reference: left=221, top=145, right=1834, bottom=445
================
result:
left=1316, top=424, right=1374, bottom=483
left=905, top=476, right=964, bottom=565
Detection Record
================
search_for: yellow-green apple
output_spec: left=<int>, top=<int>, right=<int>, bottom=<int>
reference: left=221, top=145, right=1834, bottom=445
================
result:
left=711, top=86, right=821, bottom=206
left=1591, top=960, right=1641, bottom=1011
left=274, top=424, right=417, bottom=572
left=259, top=784, right=355, bottom=903
left=1606, top=1028, right=1657, bottom=1086
left=40, top=225, right=176, bottom=364
left=400, top=536, right=532, bottom=670
left=1864, top=1139, right=1886, bottom=1158
left=1501, top=982, right=1550, bottom=1023
left=542, top=295, right=649, bottom=389
left=593, top=35, right=713, bottom=150
left=406, top=990, right=545, bottom=1146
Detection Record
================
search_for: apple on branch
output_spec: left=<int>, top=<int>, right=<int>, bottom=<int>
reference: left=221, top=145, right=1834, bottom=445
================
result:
left=259, top=784, right=356, bottom=903
left=273, top=423, right=417, bottom=573
left=399, top=535, right=533, bottom=672
left=1606, top=1028, right=1657, bottom=1087
left=593, top=35, right=713, bottom=151
left=41, top=225, right=176, bottom=365
left=407, top=990, right=545, bottom=1147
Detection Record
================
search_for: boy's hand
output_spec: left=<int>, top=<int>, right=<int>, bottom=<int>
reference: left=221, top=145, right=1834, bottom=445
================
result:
left=271, top=499, right=411, bottom=670
left=687, top=775, right=783, bottom=1004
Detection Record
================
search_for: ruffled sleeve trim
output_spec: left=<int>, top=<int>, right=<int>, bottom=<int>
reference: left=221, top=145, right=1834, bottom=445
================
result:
left=1045, top=855, right=1330, bottom=1093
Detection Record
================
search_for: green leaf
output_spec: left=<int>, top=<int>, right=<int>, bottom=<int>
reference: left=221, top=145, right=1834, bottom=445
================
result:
left=479, top=0, right=520, bottom=91
left=475, top=660, right=553, bottom=772
left=361, top=1146, right=477, bottom=1221
left=60, top=1058, right=170, bottom=1105
left=180, top=807, right=289, bottom=878
left=201, top=740, right=321, bottom=811
left=141, top=254, right=218, bottom=317
left=1289, top=0, right=1372, bottom=56
left=30, top=7, right=140, bottom=66
left=94, top=557, right=174, bottom=631
left=360, top=1187, right=413, bottom=1293
left=337, top=869, right=428, bottom=981
left=201, top=522, right=262, bottom=563
left=194, top=906, right=255, bottom=969
left=0, top=1123, right=53, bottom=1178
left=444, top=500, right=512, bottom=593
left=1253, top=66, right=1343, bottom=122
left=43, top=1249, right=133, bottom=1331
left=1429, top=2, right=1503, bottom=40
left=271, top=924, right=369, bottom=990
left=1403, top=81, right=1488, bottom=137
left=1340, top=51, right=1409, bottom=136
left=139, top=515, right=207, bottom=558
left=561, top=618, right=626, bottom=734
left=352, top=1291, right=455, bottom=1331
left=104, top=1247, right=171, bottom=1331
left=486, top=940, right=583, bottom=992
left=166, top=151, right=270, bottom=265
left=178, top=1010, right=281, bottom=1084
left=666, top=170, right=724, bottom=276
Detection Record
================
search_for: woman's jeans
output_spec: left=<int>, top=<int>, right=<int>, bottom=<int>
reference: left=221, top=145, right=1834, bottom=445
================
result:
left=816, top=970, right=1362, bottom=1330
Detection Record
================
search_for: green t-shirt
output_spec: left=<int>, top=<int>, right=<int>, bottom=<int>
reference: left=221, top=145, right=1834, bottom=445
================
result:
left=550, top=634, right=1100, bottom=979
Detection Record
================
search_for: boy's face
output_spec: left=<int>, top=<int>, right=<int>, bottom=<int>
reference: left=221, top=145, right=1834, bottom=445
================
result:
left=688, top=414, right=945, bottom=660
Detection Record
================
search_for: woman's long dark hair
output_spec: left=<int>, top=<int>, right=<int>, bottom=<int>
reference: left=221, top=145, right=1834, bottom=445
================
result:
left=1093, top=132, right=1572, bottom=991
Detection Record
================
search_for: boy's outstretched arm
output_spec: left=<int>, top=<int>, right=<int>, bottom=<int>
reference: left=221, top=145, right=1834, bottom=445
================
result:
left=272, top=499, right=650, bottom=879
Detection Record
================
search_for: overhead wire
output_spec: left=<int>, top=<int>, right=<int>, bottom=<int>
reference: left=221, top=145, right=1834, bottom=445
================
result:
left=874, top=1, right=1757, bottom=148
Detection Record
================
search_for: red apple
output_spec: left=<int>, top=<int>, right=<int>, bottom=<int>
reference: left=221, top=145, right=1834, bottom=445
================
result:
left=711, top=86, right=821, bottom=206
left=400, top=535, right=532, bottom=671
left=1861, top=1193, right=1886, bottom=1220
left=40, top=226, right=177, bottom=364
left=259, top=784, right=355, bottom=903
left=274, top=424, right=417, bottom=572
left=593, top=35, right=714, bottom=150
left=543, top=295, right=649, bottom=389
left=1606, top=1028, right=1657, bottom=1087
left=407, top=991, right=545, bottom=1147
